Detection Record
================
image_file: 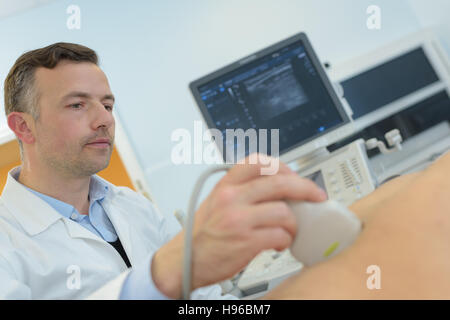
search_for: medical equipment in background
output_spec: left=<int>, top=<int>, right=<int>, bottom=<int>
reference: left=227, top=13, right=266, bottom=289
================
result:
left=189, top=31, right=382, bottom=205
left=327, top=28, right=450, bottom=183
left=298, top=139, right=376, bottom=207
left=187, top=32, right=385, bottom=298
left=365, top=129, right=403, bottom=154
left=189, top=32, right=356, bottom=166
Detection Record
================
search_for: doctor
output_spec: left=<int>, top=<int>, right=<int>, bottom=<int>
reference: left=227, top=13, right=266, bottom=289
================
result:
left=0, top=42, right=327, bottom=299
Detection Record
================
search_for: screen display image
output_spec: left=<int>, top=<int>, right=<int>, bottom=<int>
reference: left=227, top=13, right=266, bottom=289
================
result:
left=243, top=62, right=309, bottom=121
left=191, top=33, right=350, bottom=161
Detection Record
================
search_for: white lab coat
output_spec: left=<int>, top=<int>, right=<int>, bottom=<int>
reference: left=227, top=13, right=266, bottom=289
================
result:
left=0, top=167, right=234, bottom=300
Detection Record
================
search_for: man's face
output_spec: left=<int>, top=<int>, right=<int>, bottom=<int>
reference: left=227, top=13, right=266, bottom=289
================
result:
left=31, top=61, right=115, bottom=177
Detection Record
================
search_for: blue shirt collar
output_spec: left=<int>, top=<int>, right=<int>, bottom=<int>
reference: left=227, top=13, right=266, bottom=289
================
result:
left=20, top=174, right=109, bottom=219
left=89, top=175, right=110, bottom=202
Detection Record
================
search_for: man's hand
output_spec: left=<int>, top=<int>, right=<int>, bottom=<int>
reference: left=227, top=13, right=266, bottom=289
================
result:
left=152, top=154, right=327, bottom=298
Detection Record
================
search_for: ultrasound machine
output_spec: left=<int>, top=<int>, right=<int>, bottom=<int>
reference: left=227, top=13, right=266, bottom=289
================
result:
left=188, top=31, right=450, bottom=298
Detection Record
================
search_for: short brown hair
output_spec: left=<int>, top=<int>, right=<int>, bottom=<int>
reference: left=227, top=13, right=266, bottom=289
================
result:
left=4, top=42, right=98, bottom=119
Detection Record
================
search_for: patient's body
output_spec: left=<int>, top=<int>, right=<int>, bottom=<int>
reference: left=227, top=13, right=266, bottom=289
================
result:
left=266, top=151, right=450, bottom=299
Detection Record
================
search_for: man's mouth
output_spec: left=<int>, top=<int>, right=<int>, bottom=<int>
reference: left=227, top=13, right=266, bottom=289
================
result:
left=85, top=138, right=111, bottom=148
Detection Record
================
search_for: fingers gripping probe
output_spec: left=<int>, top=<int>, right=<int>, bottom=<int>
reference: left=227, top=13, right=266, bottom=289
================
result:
left=182, top=165, right=362, bottom=299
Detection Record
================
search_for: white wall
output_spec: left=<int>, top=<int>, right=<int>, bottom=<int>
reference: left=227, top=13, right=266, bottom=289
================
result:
left=408, top=0, right=450, bottom=55
left=0, top=0, right=427, bottom=216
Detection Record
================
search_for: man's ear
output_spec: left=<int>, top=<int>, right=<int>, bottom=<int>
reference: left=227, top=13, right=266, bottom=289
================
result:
left=7, top=112, right=36, bottom=145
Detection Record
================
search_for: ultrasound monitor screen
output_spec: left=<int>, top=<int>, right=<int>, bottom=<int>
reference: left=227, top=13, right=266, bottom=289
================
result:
left=191, top=35, right=349, bottom=160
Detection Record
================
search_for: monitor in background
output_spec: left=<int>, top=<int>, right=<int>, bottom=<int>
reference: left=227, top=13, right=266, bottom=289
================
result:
left=341, top=47, right=440, bottom=120
left=329, top=29, right=450, bottom=133
left=190, top=32, right=354, bottom=164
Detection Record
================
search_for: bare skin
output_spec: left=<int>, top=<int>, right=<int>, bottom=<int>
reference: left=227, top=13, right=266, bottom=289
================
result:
left=266, top=151, right=450, bottom=299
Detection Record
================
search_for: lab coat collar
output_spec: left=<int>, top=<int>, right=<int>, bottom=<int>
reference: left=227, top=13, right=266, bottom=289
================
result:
left=1, top=167, right=63, bottom=236
left=1, top=167, right=114, bottom=242
left=1, top=167, right=135, bottom=262
left=102, top=195, right=134, bottom=264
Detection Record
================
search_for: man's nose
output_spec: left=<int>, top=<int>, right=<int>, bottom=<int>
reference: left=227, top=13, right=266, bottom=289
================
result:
left=91, top=102, right=114, bottom=130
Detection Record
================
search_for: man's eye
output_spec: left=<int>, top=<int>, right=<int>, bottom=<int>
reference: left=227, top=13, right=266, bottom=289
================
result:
left=104, top=105, right=113, bottom=111
left=70, top=103, right=83, bottom=109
